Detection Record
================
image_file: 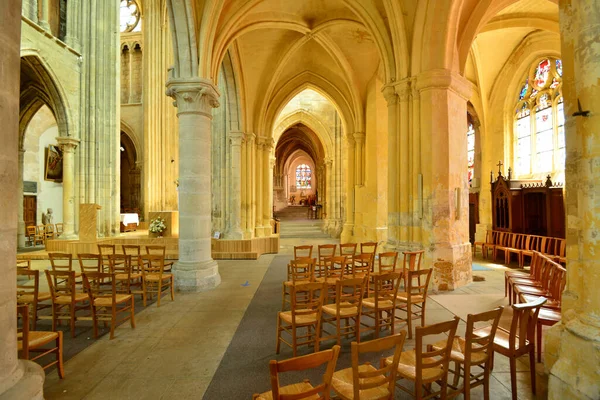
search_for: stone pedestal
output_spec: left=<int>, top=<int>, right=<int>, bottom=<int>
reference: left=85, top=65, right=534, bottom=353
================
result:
left=0, top=1, right=46, bottom=398
left=57, top=137, right=79, bottom=239
left=166, top=78, right=221, bottom=292
left=148, top=211, right=179, bottom=237
left=79, top=203, right=101, bottom=241
left=226, top=132, right=244, bottom=239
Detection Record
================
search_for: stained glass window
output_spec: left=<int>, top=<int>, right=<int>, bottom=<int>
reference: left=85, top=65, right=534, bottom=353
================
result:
left=120, top=0, right=141, bottom=33
left=514, top=57, right=565, bottom=177
left=467, top=121, right=475, bottom=187
left=296, top=164, right=312, bottom=189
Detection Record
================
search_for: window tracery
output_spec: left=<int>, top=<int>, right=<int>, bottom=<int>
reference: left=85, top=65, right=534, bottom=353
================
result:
left=467, top=117, right=475, bottom=187
left=296, top=164, right=312, bottom=189
left=120, top=0, right=141, bottom=33
left=514, top=57, right=564, bottom=177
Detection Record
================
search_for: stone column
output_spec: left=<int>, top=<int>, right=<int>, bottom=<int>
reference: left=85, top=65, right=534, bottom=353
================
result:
left=416, top=70, right=472, bottom=290
left=397, top=80, right=411, bottom=246
left=17, top=149, right=25, bottom=248
left=65, top=0, right=80, bottom=50
left=255, top=138, right=265, bottom=237
left=226, top=131, right=244, bottom=239
left=353, top=132, right=365, bottom=186
left=38, top=0, right=50, bottom=31
left=166, top=78, right=221, bottom=292
left=240, top=133, right=247, bottom=236
left=341, top=137, right=356, bottom=243
left=0, top=0, right=45, bottom=397
left=383, top=85, right=399, bottom=248
left=324, top=157, right=333, bottom=231
left=56, top=137, right=79, bottom=239
left=263, top=139, right=274, bottom=236
left=246, top=133, right=256, bottom=238
left=546, top=2, right=600, bottom=398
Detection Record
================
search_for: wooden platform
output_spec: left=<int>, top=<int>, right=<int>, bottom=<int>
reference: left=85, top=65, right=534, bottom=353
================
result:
left=19, top=230, right=279, bottom=261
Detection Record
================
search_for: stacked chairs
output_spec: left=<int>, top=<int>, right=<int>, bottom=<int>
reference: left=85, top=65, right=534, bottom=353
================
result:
left=386, top=317, right=460, bottom=399
left=430, top=308, right=503, bottom=399
left=332, top=332, right=406, bottom=399
left=276, top=281, right=326, bottom=357
left=253, top=346, right=341, bottom=400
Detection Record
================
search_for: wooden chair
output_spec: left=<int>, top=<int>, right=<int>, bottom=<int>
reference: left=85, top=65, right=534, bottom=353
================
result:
left=44, top=224, right=55, bottom=242
left=473, top=297, right=547, bottom=400
left=122, top=244, right=146, bottom=274
left=49, top=252, right=81, bottom=286
left=472, top=230, right=491, bottom=258
left=316, top=256, right=350, bottom=303
left=253, top=345, right=341, bottom=400
left=360, top=242, right=378, bottom=263
left=26, top=225, right=41, bottom=246
left=145, top=245, right=174, bottom=272
left=430, top=307, right=503, bottom=400
left=504, top=251, right=542, bottom=298
left=511, top=257, right=561, bottom=305
left=55, top=223, right=64, bottom=237
left=505, top=234, right=526, bottom=266
left=483, top=231, right=501, bottom=259
left=321, top=276, right=367, bottom=345
left=520, top=235, right=540, bottom=267
left=17, top=259, right=31, bottom=270
left=276, top=281, right=326, bottom=357
left=386, top=317, right=460, bottom=400
left=77, top=253, right=102, bottom=274
left=352, top=253, right=372, bottom=279
left=332, top=332, right=407, bottom=400
left=140, top=254, right=174, bottom=307
left=36, top=225, right=45, bottom=245
left=82, top=272, right=136, bottom=339
left=17, top=269, right=51, bottom=330
left=362, top=271, right=402, bottom=338
left=17, top=305, right=64, bottom=378
left=45, top=270, right=90, bottom=338
left=378, top=252, right=399, bottom=273
left=282, top=257, right=316, bottom=311
left=294, top=245, right=313, bottom=259
left=397, top=268, right=433, bottom=339
left=98, top=244, right=118, bottom=273
left=316, top=244, right=337, bottom=278
left=401, top=250, right=424, bottom=289
left=340, top=243, right=358, bottom=259
left=506, top=251, right=549, bottom=304
left=110, top=254, right=143, bottom=298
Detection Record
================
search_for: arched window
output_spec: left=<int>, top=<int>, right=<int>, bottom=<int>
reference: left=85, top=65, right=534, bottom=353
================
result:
left=467, top=116, right=475, bottom=187
left=120, top=0, right=141, bottom=33
left=514, top=57, right=564, bottom=177
left=296, top=164, right=312, bottom=189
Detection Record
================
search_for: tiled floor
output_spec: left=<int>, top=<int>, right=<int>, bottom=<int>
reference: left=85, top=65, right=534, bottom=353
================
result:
left=41, top=242, right=549, bottom=399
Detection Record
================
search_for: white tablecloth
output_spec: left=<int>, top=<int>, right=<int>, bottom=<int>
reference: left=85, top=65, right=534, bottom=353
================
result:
left=120, top=213, right=139, bottom=225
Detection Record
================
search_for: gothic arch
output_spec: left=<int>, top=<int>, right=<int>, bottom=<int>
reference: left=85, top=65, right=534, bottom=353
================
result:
left=274, top=110, right=334, bottom=160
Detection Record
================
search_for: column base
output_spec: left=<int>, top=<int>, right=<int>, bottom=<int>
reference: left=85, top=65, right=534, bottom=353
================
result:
left=547, top=316, right=600, bottom=400
left=59, top=233, right=78, bottom=240
left=340, top=223, right=354, bottom=243
left=432, top=241, right=472, bottom=291
left=174, top=259, right=221, bottom=292
left=0, top=361, right=44, bottom=400
left=224, top=228, right=244, bottom=240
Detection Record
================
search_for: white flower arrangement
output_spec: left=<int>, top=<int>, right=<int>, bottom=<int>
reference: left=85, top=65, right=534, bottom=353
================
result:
left=149, top=216, right=167, bottom=234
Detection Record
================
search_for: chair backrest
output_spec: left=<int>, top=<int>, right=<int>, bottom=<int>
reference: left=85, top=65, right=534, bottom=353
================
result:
left=82, top=272, right=117, bottom=304
left=45, top=224, right=55, bottom=234
left=464, top=307, right=504, bottom=367
left=378, top=252, right=398, bottom=273
left=547, top=261, right=566, bottom=301
left=17, top=305, right=30, bottom=358
left=360, top=242, right=378, bottom=258
left=371, top=272, right=402, bottom=308
left=140, top=254, right=166, bottom=277
left=406, top=268, right=433, bottom=299
left=145, top=245, right=167, bottom=256
left=402, top=250, right=424, bottom=274
left=351, top=332, right=407, bottom=399
left=49, top=252, right=73, bottom=272
left=17, top=269, right=39, bottom=301
left=26, top=226, right=36, bottom=236
left=484, top=230, right=492, bottom=243
left=414, top=317, right=460, bottom=388
left=109, top=254, right=133, bottom=293
left=318, top=244, right=337, bottom=260
left=294, top=245, right=313, bottom=259
left=334, top=277, right=367, bottom=316
left=36, top=225, right=45, bottom=235
left=352, top=253, right=372, bottom=276
left=122, top=245, right=141, bottom=256
left=288, top=258, right=315, bottom=282
left=340, top=243, right=357, bottom=257
left=98, top=244, right=116, bottom=257
left=268, top=345, right=341, bottom=400
left=290, top=281, right=326, bottom=326
left=45, top=270, right=77, bottom=301
left=77, top=253, right=102, bottom=274
left=509, top=297, right=547, bottom=351
left=326, top=256, right=349, bottom=280
left=55, top=223, right=64, bottom=234
left=16, top=260, right=31, bottom=270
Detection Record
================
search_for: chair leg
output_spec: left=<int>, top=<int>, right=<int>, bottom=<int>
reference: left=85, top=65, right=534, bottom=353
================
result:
left=92, top=306, right=99, bottom=339
left=483, top=363, right=491, bottom=400
left=292, top=325, right=297, bottom=357
left=157, top=284, right=162, bottom=307
left=130, top=298, right=136, bottom=329
left=70, top=304, right=76, bottom=338
left=529, top=348, right=537, bottom=395
left=110, top=306, right=117, bottom=340
left=142, top=281, right=147, bottom=307
left=56, top=331, right=64, bottom=379
left=275, top=315, right=281, bottom=354
left=407, top=304, right=412, bottom=339
left=170, top=278, right=175, bottom=301
left=463, top=363, right=471, bottom=400
left=537, top=322, right=542, bottom=363
left=51, top=304, right=57, bottom=332
left=509, top=357, right=518, bottom=400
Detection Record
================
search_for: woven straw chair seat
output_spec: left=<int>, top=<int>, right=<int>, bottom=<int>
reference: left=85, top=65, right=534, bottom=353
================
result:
left=385, top=350, right=444, bottom=382
left=431, top=337, right=487, bottom=364
left=331, top=364, right=390, bottom=400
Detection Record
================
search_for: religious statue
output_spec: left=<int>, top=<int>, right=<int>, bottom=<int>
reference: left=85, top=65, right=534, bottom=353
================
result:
left=42, top=208, right=54, bottom=225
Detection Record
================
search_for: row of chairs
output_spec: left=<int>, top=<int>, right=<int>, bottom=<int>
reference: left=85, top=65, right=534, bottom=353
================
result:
left=260, top=295, right=547, bottom=400
left=26, top=223, right=63, bottom=246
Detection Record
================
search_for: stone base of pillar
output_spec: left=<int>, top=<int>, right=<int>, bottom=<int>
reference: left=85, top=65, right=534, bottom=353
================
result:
left=546, top=318, right=600, bottom=400
left=0, top=361, right=45, bottom=400
left=224, top=229, right=244, bottom=240
left=174, top=260, right=221, bottom=292
left=59, top=233, right=79, bottom=240
left=340, top=223, right=354, bottom=243
left=432, top=242, right=472, bottom=291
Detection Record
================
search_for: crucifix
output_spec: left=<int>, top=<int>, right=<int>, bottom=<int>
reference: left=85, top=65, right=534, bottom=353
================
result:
left=497, top=160, right=503, bottom=175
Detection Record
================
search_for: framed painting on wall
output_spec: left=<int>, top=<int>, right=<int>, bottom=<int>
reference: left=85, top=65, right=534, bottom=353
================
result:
left=44, top=145, right=63, bottom=182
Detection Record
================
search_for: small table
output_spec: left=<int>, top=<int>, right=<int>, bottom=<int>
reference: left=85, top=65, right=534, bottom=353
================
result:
left=120, top=213, right=139, bottom=232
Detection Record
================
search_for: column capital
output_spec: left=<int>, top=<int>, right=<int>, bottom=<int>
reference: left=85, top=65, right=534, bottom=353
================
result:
left=56, top=136, right=80, bottom=152
left=324, top=157, right=333, bottom=167
left=229, top=131, right=244, bottom=146
left=393, top=78, right=412, bottom=102
left=269, top=156, right=276, bottom=169
left=415, top=69, right=472, bottom=100
left=166, top=78, right=220, bottom=117
left=246, top=132, right=256, bottom=143
left=257, top=136, right=274, bottom=150
left=381, top=84, right=397, bottom=106
left=353, top=132, right=365, bottom=144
